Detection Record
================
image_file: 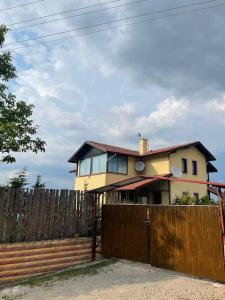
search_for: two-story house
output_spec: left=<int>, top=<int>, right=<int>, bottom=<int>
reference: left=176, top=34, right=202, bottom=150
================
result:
left=68, top=138, right=217, bottom=204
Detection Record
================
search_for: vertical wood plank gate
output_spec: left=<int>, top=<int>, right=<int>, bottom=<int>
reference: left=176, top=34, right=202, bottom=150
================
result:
left=101, top=204, right=225, bottom=283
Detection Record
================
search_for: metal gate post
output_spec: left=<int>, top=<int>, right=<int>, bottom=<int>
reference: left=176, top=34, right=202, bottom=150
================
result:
left=144, top=207, right=151, bottom=264
left=91, top=193, right=97, bottom=261
left=216, top=188, right=225, bottom=261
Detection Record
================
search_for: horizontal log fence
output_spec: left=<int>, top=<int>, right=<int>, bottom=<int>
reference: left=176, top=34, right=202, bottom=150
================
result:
left=0, top=237, right=92, bottom=285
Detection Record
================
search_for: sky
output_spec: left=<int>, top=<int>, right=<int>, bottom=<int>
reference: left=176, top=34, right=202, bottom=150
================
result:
left=0, top=0, right=225, bottom=188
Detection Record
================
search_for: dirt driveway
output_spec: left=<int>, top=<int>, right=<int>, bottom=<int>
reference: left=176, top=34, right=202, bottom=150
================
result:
left=1, top=260, right=225, bottom=300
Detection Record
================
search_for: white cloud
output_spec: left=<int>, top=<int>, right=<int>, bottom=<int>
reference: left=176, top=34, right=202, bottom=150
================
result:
left=18, top=70, right=59, bottom=98
left=111, top=102, right=136, bottom=115
left=137, top=97, right=190, bottom=131
left=209, top=98, right=225, bottom=111
left=99, top=98, right=190, bottom=147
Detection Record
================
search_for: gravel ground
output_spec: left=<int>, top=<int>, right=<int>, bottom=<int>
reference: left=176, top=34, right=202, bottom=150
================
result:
left=1, top=260, right=225, bottom=300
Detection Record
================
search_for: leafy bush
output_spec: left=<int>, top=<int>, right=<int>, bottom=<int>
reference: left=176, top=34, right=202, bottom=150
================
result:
left=174, top=193, right=216, bottom=205
left=174, top=193, right=195, bottom=205
left=200, top=195, right=212, bottom=205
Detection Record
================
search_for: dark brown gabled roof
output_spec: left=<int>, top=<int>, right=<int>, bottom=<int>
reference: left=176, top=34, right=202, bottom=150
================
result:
left=68, top=140, right=216, bottom=163
left=143, top=141, right=215, bottom=161
left=207, top=162, right=218, bottom=173
left=87, top=141, right=139, bottom=156
left=68, top=140, right=139, bottom=162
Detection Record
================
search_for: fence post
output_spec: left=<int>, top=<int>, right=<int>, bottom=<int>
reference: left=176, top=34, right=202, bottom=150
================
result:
left=144, top=207, right=151, bottom=263
left=91, top=193, right=97, bottom=261
left=216, top=188, right=225, bottom=260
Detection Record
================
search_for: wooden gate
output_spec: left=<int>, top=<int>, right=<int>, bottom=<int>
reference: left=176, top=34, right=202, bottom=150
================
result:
left=101, top=204, right=225, bottom=283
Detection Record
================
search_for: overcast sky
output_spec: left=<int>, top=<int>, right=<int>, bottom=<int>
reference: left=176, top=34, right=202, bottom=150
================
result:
left=1, top=0, right=225, bottom=188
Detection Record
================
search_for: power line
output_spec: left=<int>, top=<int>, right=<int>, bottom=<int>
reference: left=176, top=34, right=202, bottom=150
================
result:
left=10, top=0, right=152, bottom=31
left=0, top=0, right=44, bottom=12
left=9, top=1, right=225, bottom=51
left=8, top=0, right=127, bottom=26
left=4, top=0, right=220, bottom=46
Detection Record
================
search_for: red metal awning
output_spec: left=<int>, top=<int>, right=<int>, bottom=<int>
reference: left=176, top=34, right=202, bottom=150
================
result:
left=115, top=178, right=158, bottom=191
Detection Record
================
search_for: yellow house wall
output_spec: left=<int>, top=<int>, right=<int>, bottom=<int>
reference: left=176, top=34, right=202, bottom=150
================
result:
left=75, top=173, right=106, bottom=191
left=169, top=146, right=208, bottom=202
left=139, top=155, right=170, bottom=204
left=142, top=155, right=170, bottom=176
left=161, top=191, right=170, bottom=205
left=161, top=180, right=170, bottom=205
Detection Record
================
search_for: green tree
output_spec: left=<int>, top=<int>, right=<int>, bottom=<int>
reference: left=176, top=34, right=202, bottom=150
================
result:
left=32, top=174, right=45, bottom=189
left=9, top=168, right=28, bottom=189
left=0, top=25, right=45, bottom=163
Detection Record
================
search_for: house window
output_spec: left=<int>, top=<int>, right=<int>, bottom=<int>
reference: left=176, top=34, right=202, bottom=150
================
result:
left=194, top=193, right=199, bottom=204
left=182, top=158, right=188, bottom=174
left=92, top=154, right=107, bottom=174
left=79, top=158, right=91, bottom=176
left=192, top=160, right=198, bottom=175
left=107, top=154, right=128, bottom=174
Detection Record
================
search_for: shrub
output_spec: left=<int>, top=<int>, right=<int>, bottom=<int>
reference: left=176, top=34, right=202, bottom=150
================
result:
left=174, top=194, right=217, bottom=205
left=174, top=193, right=196, bottom=205
left=200, top=195, right=212, bottom=205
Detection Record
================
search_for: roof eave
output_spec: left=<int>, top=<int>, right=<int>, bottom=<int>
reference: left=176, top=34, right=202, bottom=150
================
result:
left=193, top=141, right=216, bottom=162
left=68, top=140, right=107, bottom=163
left=207, top=162, right=218, bottom=173
left=141, top=141, right=216, bottom=161
left=68, top=141, right=87, bottom=163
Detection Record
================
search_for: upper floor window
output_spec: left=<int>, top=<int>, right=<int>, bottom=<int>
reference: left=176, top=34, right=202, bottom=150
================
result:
left=92, top=154, right=107, bottom=174
left=79, top=154, right=107, bottom=176
left=182, top=158, right=188, bottom=174
left=107, top=154, right=128, bottom=174
left=192, top=160, right=198, bottom=175
left=80, top=158, right=91, bottom=176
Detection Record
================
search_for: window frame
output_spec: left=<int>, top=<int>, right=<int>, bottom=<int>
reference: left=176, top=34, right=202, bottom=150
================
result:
left=107, top=154, right=128, bottom=175
left=192, top=160, right=198, bottom=176
left=182, top=158, right=188, bottom=174
left=91, top=153, right=107, bottom=175
left=79, top=157, right=92, bottom=177
left=78, top=153, right=107, bottom=177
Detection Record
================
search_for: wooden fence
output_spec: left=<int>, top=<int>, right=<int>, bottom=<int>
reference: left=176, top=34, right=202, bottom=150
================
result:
left=0, top=188, right=101, bottom=243
left=0, top=237, right=92, bottom=284
left=102, top=205, right=225, bottom=283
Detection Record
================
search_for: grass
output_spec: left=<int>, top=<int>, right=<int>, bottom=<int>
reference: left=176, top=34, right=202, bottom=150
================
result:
left=4, top=258, right=117, bottom=289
